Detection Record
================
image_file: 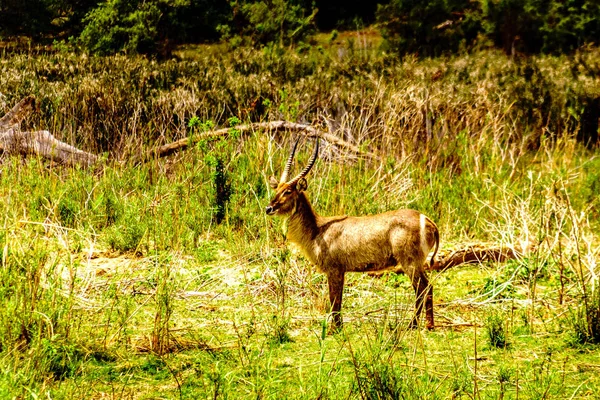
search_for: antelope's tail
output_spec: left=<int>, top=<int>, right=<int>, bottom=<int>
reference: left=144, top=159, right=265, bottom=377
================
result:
left=429, top=219, right=440, bottom=269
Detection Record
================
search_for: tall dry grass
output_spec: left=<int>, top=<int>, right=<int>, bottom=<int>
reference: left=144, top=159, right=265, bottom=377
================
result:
left=2, top=47, right=598, bottom=160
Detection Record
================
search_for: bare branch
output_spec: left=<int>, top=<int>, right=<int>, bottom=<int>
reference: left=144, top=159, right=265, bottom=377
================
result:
left=134, top=120, right=381, bottom=164
left=0, top=95, right=36, bottom=131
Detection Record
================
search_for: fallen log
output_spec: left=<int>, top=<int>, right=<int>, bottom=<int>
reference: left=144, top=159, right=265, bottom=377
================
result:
left=0, top=128, right=98, bottom=167
left=427, top=243, right=533, bottom=272
left=0, top=96, right=98, bottom=167
left=367, top=242, right=534, bottom=278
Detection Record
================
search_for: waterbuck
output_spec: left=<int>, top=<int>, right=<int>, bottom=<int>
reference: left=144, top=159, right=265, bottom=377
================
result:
left=265, top=138, right=440, bottom=331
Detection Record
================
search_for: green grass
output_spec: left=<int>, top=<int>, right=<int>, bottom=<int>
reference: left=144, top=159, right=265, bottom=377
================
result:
left=0, top=46, right=599, bottom=398
left=0, top=134, right=598, bottom=398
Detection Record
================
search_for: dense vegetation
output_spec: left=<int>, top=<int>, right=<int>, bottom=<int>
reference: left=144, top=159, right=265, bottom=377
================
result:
left=1, top=0, right=599, bottom=56
left=0, top=39, right=599, bottom=397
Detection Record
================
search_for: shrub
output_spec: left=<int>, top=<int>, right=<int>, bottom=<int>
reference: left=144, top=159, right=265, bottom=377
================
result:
left=377, top=0, right=482, bottom=57
left=58, top=197, right=79, bottom=228
left=352, top=361, right=440, bottom=398
left=78, top=0, right=229, bottom=56
left=105, top=211, right=146, bottom=254
left=482, top=0, right=600, bottom=54
left=377, top=0, right=600, bottom=56
left=79, top=0, right=162, bottom=56
left=486, top=311, right=510, bottom=349
left=41, top=337, right=85, bottom=380
left=207, top=155, right=232, bottom=225
left=223, top=0, right=317, bottom=48
left=569, top=286, right=600, bottom=345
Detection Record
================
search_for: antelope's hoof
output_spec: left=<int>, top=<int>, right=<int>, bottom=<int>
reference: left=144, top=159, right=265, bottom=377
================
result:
left=328, top=323, right=343, bottom=335
left=409, top=320, right=435, bottom=330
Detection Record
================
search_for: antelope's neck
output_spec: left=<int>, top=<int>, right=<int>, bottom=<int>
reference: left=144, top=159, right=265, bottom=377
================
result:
left=286, top=192, right=320, bottom=261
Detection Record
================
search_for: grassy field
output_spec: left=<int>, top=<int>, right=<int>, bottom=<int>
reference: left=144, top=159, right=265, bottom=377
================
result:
left=0, top=43, right=599, bottom=399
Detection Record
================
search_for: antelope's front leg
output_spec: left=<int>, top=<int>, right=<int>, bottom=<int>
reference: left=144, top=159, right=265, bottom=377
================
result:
left=327, top=269, right=345, bottom=332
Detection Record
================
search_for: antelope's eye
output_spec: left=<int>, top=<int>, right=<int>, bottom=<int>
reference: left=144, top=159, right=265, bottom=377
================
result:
left=284, top=189, right=292, bottom=195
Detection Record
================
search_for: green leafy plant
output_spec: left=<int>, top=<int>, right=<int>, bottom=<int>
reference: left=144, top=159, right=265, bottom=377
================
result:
left=78, top=0, right=225, bottom=56
left=569, top=286, right=600, bottom=345
left=79, top=0, right=161, bottom=55
left=486, top=310, right=510, bottom=349
left=58, top=197, right=79, bottom=228
left=102, top=191, right=122, bottom=227
left=105, top=211, right=146, bottom=254
left=41, top=336, right=85, bottom=380
left=207, top=155, right=232, bottom=224
left=481, top=277, right=516, bottom=299
left=195, top=240, right=219, bottom=263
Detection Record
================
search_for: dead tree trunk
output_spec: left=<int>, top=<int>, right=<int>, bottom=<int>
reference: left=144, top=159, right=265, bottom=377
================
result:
left=0, top=96, right=98, bottom=167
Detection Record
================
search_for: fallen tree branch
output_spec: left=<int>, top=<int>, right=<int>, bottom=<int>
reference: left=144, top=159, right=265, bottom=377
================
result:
left=426, top=243, right=534, bottom=272
left=0, top=128, right=98, bottom=167
left=134, top=120, right=381, bottom=164
left=0, top=96, right=98, bottom=167
left=368, top=242, right=534, bottom=278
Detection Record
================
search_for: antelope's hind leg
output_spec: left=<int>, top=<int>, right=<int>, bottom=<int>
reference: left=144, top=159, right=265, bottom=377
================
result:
left=408, top=268, right=434, bottom=330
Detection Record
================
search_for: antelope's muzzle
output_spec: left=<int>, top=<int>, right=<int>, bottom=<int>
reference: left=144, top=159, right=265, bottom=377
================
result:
left=265, top=205, right=275, bottom=215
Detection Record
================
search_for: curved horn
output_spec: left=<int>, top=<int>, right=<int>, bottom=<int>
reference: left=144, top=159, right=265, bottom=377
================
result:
left=287, top=137, right=319, bottom=186
left=279, top=137, right=300, bottom=184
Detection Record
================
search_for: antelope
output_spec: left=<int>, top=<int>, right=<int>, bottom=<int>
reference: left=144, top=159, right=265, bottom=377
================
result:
left=265, top=138, right=440, bottom=331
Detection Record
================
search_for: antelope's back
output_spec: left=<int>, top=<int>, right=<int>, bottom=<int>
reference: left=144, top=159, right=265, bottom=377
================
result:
left=317, top=209, right=432, bottom=272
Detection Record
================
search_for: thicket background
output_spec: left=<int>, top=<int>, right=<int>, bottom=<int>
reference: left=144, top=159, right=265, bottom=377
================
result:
left=1, top=0, right=599, bottom=57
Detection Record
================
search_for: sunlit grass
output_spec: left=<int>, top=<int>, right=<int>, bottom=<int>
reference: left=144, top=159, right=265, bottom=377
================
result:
left=0, top=131, right=598, bottom=398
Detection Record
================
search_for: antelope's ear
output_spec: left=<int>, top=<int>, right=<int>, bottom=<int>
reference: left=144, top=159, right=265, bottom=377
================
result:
left=269, top=176, right=279, bottom=189
left=296, top=178, right=308, bottom=192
